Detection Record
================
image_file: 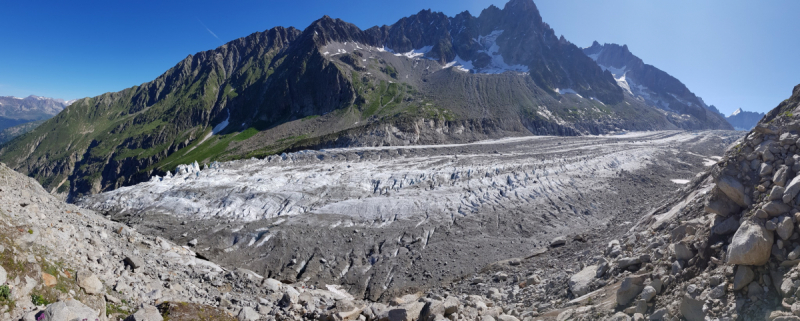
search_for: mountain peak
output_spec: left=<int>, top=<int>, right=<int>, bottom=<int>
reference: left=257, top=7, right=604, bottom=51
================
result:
left=504, top=0, right=539, bottom=13
left=731, top=108, right=743, bottom=116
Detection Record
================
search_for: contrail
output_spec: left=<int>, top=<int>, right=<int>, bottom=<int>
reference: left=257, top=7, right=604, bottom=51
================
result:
left=197, top=18, right=221, bottom=43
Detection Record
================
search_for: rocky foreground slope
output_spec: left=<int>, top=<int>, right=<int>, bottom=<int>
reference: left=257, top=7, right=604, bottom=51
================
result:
left=437, top=83, right=800, bottom=320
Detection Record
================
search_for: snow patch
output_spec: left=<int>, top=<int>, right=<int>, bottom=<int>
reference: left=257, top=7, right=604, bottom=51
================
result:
left=473, top=30, right=529, bottom=74
left=395, top=46, right=433, bottom=59
left=212, top=111, right=230, bottom=135
left=555, top=88, right=584, bottom=99
left=443, top=55, right=474, bottom=72
left=670, top=179, right=690, bottom=184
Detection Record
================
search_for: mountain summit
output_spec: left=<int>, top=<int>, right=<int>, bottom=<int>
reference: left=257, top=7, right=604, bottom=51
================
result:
left=583, top=42, right=732, bottom=130
left=726, top=108, right=765, bottom=130
left=0, top=0, right=732, bottom=198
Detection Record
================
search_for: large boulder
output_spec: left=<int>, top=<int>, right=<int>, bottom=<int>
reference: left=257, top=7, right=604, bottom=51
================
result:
left=76, top=270, right=103, bottom=295
left=705, top=191, right=741, bottom=217
left=569, top=265, right=598, bottom=296
left=378, top=302, right=426, bottom=321
left=784, top=176, right=800, bottom=203
left=672, top=242, right=695, bottom=261
left=443, top=296, right=459, bottom=316
left=727, top=220, right=773, bottom=265
left=616, top=274, right=647, bottom=306
left=763, top=201, right=792, bottom=216
left=237, top=307, right=261, bottom=321
left=680, top=290, right=706, bottom=321
left=774, top=165, right=790, bottom=187
left=717, top=176, right=750, bottom=207
left=37, top=299, right=100, bottom=321
left=125, top=305, right=163, bottom=321
left=712, top=216, right=740, bottom=235
left=777, top=216, right=795, bottom=240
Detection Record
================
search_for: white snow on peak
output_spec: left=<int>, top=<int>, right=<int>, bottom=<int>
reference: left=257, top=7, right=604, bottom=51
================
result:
left=615, top=73, right=633, bottom=95
left=12, top=97, right=22, bottom=100
left=473, top=30, right=529, bottom=74
left=597, top=64, right=627, bottom=79
left=731, top=108, right=743, bottom=116
left=395, top=46, right=433, bottom=59
left=555, top=88, right=584, bottom=99
left=212, top=111, right=230, bottom=135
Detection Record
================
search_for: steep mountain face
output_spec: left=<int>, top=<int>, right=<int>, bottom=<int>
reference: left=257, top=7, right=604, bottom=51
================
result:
left=583, top=42, right=733, bottom=130
left=0, top=0, right=731, bottom=199
left=0, top=95, right=70, bottom=132
left=726, top=107, right=765, bottom=130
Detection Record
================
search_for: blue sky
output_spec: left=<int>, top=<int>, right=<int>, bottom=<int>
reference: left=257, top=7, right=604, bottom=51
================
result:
left=0, top=0, right=797, bottom=115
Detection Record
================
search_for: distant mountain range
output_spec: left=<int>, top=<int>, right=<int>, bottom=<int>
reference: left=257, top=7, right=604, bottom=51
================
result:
left=582, top=42, right=731, bottom=130
left=0, top=0, right=733, bottom=198
left=0, top=95, right=74, bottom=144
left=726, top=108, right=765, bottom=130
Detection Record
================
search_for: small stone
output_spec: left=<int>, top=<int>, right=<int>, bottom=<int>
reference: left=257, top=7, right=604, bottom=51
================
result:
left=764, top=201, right=792, bottom=216
left=672, top=260, right=683, bottom=275
left=618, top=257, right=642, bottom=269
left=616, top=274, right=647, bottom=306
left=717, top=176, right=750, bottom=207
left=672, top=243, right=694, bottom=261
left=712, top=216, right=740, bottom=235
left=709, top=282, right=726, bottom=299
left=569, top=265, right=598, bottom=296
left=640, top=286, right=656, bottom=302
left=42, top=272, right=57, bottom=287
left=733, top=266, right=755, bottom=291
left=777, top=216, right=795, bottom=240
left=443, top=296, right=459, bottom=316
left=237, top=307, right=260, bottom=321
left=550, top=236, right=567, bottom=247
left=124, top=256, right=145, bottom=271
left=788, top=246, right=800, bottom=260
left=608, top=311, right=632, bottom=321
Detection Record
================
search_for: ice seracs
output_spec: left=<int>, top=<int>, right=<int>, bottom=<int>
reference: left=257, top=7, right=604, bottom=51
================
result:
left=81, top=131, right=731, bottom=224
